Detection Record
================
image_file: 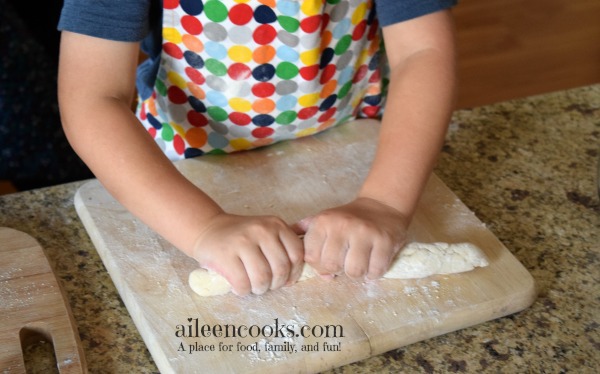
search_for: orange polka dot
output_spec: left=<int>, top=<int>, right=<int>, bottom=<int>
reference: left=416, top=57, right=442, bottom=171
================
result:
left=320, top=79, right=337, bottom=99
left=318, top=118, right=336, bottom=132
left=320, top=30, right=332, bottom=51
left=186, top=127, right=207, bottom=148
left=253, top=45, right=276, bottom=64
left=182, top=34, right=203, bottom=53
left=147, top=97, right=158, bottom=116
left=252, top=98, right=276, bottom=114
left=187, top=82, right=205, bottom=100
left=258, top=0, right=276, bottom=7
left=252, top=137, right=274, bottom=148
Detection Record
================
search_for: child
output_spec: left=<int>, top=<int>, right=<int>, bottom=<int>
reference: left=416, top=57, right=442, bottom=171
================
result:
left=57, top=0, right=457, bottom=295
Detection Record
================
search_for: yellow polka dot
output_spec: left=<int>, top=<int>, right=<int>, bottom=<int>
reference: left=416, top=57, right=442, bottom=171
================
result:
left=298, top=93, right=320, bottom=107
left=234, top=0, right=250, bottom=3
left=351, top=3, right=368, bottom=25
left=301, top=0, right=322, bottom=16
left=355, top=50, right=369, bottom=68
left=300, top=48, right=320, bottom=66
left=229, top=98, right=252, bottom=112
left=167, top=71, right=187, bottom=90
left=168, top=122, right=185, bottom=137
left=296, top=128, right=317, bottom=137
left=163, top=27, right=182, bottom=44
left=228, top=45, right=253, bottom=63
left=230, top=138, right=252, bottom=151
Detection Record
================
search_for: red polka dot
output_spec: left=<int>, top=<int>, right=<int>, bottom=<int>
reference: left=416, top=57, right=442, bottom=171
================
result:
left=164, top=0, right=179, bottom=10
left=140, top=102, right=147, bottom=120
left=352, top=20, right=367, bottom=41
left=320, top=64, right=336, bottom=84
left=368, top=69, right=381, bottom=83
left=252, top=127, right=274, bottom=138
left=300, top=65, right=319, bottom=81
left=362, top=106, right=380, bottom=117
left=353, top=65, right=368, bottom=83
left=229, top=3, right=253, bottom=25
left=229, top=112, right=252, bottom=126
left=185, top=67, right=205, bottom=85
left=163, top=42, right=183, bottom=59
left=253, top=24, right=277, bottom=45
left=251, top=82, right=275, bottom=98
left=148, top=127, right=157, bottom=138
left=187, top=111, right=208, bottom=127
left=167, top=86, right=188, bottom=104
left=368, top=20, right=379, bottom=40
left=298, top=106, right=318, bottom=120
left=182, top=15, right=203, bottom=35
left=228, top=63, right=252, bottom=81
left=318, top=108, right=337, bottom=123
left=321, top=14, right=330, bottom=33
left=173, top=134, right=185, bottom=155
left=300, top=15, right=321, bottom=33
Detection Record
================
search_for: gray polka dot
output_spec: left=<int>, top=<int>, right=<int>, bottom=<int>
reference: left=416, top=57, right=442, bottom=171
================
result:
left=154, top=138, right=166, bottom=152
left=298, top=118, right=317, bottom=129
left=229, top=125, right=252, bottom=138
left=209, top=120, right=229, bottom=135
left=206, top=75, right=227, bottom=92
left=299, top=80, right=319, bottom=94
left=339, top=93, right=352, bottom=109
left=300, top=33, right=319, bottom=49
left=225, top=81, right=251, bottom=97
left=168, top=104, right=187, bottom=123
left=279, top=124, right=297, bottom=133
left=336, top=50, right=354, bottom=70
left=276, top=80, right=298, bottom=95
left=229, top=26, right=252, bottom=44
left=330, top=1, right=350, bottom=23
left=204, top=23, right=227, bottom=42
left=277, top=30, right=299, bottom=47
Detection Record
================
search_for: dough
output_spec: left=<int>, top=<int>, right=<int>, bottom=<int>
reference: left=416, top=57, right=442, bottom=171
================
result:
left=188, top=242, right=489, bottom=297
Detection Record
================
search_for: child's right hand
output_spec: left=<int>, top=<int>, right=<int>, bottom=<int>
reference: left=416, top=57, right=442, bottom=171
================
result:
left=191, top=213, right=304, bottom=296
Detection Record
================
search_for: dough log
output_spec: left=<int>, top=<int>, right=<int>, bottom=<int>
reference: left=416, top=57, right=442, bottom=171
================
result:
left=188, top=242, right=489, bottom=297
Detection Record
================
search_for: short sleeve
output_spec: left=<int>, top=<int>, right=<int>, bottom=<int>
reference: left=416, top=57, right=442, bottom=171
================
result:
left=375, top=0, right=458, bottom=27
left=57, top=0, right=151, bottom=42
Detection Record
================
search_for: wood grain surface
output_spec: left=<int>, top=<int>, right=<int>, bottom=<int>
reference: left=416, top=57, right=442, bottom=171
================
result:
left=74, top=119, right=536, bottom=373
left=0, top=227, right=87, bottom=373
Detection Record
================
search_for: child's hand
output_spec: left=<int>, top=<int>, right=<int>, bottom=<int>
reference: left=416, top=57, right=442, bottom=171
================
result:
left=297, top=198, right=409, bottom=280
left=191, top=213, right=304, bottom=296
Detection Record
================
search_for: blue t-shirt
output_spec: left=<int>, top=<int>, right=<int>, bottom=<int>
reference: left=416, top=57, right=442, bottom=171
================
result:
left=58, top=0, right=456, bottom=100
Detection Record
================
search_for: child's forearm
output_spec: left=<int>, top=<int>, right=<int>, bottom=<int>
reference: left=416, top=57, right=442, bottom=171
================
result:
left=360, top=11, right=456, bottom=219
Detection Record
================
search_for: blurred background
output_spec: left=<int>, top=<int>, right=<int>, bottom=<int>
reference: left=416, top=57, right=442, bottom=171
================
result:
left=1, top=0, right=599, bottom=194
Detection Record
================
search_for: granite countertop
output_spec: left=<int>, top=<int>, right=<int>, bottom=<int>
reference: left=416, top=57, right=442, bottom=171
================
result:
left=1, top=85, right=598, bottom=373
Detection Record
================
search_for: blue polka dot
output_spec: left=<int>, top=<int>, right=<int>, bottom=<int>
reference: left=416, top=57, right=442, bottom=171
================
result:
left=276, top=95, right=297, bottom=111
left=184, top=51, right=204, bottom=69
left=188, top=96, right=206, bottom=112
left=319, top=48, right=334, bottom=69
left=147, top=114, right=162, bottom=129
left=204, top=41, right=228, bottom=60
left=363, top=95, right=382, bottom=106
left=206, top=91, right=228, bottom=106
left=254, top=5, right=277, bottom=23
left=184, top=148, right=204, bottom=158
left=252, top=64, right=276, bottom=82
left=277, top=45, right=299, bottom=62
left=207, top=132, right=229, bottom=149
left=338, top=66, right=354, bottom=85
left=180, top=0, right=204, bottom=16
left=252, top=114, right=275, bottom=127
left=277, top=0, right=299, bottom=16
left=319, top=94, right=337, bottom=111
left=333, top=18, right=351, bottom=39
left=368, top=54, right=380, bottom=70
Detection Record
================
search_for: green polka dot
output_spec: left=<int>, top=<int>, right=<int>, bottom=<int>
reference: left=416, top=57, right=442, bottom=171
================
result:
left=278, top=16, right=300, bottom=33
left=338, top=81, right=353, bottom=99
left=155, top=79, right=167, bottom=96
left=335, top=35, right=352, bottom=55
left=207, top=106, right=228, bottom=121
left=161, top=123, right=174, bottom=141
left=276, top=111, right=297, bottom=125
left=207, top=148, right=227, bottom=155
left=204, top=1, right=228, bottom=22
left=276, top=62, right=299, bottom=80
left=326, top=0, right=341, bottom=4
left=205, top=59, right=227, bottom=76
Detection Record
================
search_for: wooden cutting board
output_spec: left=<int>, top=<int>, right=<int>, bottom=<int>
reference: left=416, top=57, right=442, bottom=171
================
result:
left=74, top=119, right=536, bottom=373
left=0, top=227, right=87, bottom=373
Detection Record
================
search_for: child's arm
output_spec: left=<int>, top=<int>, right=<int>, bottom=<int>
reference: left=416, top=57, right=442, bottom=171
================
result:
left=301, top=10, right=457, bottom=280
left=58, top=32, right=304, bottom=295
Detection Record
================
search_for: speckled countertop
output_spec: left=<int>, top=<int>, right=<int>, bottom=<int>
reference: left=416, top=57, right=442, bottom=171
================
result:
left=1, top=85, right=598, bottom=373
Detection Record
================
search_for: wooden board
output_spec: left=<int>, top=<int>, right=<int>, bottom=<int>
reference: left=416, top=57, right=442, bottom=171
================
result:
left=74, top=119, right=536, bottom=374
left=0, top=227, right=87, bottom=373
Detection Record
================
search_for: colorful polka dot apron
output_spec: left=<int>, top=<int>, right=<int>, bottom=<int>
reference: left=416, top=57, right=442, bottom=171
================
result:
left=137, top=0, right=388, bottom=160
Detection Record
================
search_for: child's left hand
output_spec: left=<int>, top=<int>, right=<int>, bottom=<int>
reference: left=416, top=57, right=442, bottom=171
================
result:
left=295, top=197, right=409, bottom=280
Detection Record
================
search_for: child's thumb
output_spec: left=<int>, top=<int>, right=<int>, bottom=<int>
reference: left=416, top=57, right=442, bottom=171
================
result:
left=291, top=216, right=313, bottom=235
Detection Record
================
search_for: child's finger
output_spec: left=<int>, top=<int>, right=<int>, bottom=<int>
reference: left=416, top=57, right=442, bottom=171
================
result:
left=259, top=236, right=293, bottom=291
left=343, top=236, right=372, bottom=279
left=239, top=248, right=273, bottom=295
left=219, top=257, right=252, bottom=296
left=279, top=230, right=305, bottom=285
